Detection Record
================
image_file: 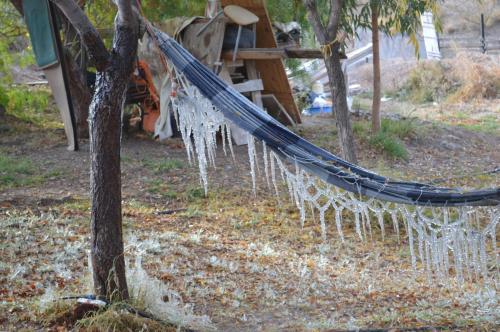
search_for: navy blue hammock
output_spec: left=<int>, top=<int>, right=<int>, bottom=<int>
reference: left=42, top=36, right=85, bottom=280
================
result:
left=150, top=27, right=500, bottom=207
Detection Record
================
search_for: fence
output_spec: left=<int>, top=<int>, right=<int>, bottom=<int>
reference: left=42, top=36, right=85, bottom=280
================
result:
left=438, top=14, right=500, bottom=55
left=438, top=37, right=500, bottom=54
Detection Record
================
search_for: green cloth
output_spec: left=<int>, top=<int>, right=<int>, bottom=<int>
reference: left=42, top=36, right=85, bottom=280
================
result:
left=23, top=0, right=59, bottom=69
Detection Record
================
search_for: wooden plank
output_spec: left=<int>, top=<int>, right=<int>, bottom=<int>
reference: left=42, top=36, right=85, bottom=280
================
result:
left=246, top=60, right=263, bottom=109
left=222, top=47, right=342, bottom=60
left=44, top=65, right=77, bottom=151
left=233, top=79, right=264, bottom=93
left=223, top=48, right=285, bottom=60
left=285, top=48, right=324, bottom=59
left=222, top=0, right=301, bottom=124
left=218, top=65, right=249, bottom=146
left=181, top=17, right=227, bottom=70
left=262, top=94, right=296, bottom=127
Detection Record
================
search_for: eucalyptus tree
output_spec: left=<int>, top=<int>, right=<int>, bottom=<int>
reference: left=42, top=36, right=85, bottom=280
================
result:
left=355, top=0, right=441, bottom=133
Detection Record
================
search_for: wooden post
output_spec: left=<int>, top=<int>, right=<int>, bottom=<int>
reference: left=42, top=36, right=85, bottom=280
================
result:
left=480, top=13, right=486, bottom=54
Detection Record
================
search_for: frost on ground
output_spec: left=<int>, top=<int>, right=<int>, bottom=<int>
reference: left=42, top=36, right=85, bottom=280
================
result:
left=1, top=103, right=499, bottom=330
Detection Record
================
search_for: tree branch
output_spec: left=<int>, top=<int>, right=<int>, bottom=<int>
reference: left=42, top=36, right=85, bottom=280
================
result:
left=326, top=0, right=342, bottom=39
left=50, top=0, right=110, bottom=71
left=9, top=0, right=23, bottom=15
left=302, top=0, right=327, bottom=43
left=112, top=0, right=140, bottom=60
left=114, top=0, right=134, bottom=26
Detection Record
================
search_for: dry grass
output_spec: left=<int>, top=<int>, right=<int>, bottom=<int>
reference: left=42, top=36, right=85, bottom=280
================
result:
left=448, top=53, right=500, bottom=102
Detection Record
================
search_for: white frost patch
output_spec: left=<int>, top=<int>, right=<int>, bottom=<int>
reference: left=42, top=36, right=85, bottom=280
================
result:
left=127, top=257, right=215, bottom=331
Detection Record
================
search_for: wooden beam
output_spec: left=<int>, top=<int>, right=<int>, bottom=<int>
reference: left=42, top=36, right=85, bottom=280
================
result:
left=233, top=79, right=264, bottom=93
left=223, top=48, right=284, bottom=60
left=222, top=47, right=346, bottom=60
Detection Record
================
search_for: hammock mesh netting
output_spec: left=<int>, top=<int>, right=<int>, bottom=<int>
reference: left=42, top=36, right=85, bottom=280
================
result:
left=150, top=28, right=499, bottom=285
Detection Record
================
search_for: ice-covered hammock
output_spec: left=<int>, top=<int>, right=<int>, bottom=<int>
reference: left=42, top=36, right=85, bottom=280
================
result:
left=150, top=27, right=499, bottom=283
left=151, top=28, right=499, bottom=207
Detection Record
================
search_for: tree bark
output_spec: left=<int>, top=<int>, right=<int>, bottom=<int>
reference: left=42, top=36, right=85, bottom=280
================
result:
left=51, top=0, right=110, bottom=71
left=63, top=49, right=91, bottom=139
left=303, top=0, right=357, bottom=163
left=50, top=0, right=139, bottom=301
left=325, top=50, right=357, bottom=163
left=9, top=0, right=23, bottom=14
left=371, top=4, right=381, bottom=133
left=58, top=3, right=91, bottom=139
left=88, top=11, right=139, bottom=302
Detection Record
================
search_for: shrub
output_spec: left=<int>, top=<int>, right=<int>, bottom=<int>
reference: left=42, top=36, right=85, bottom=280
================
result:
left=0, top=153, right=40, bottom=188
left=5, top=86, right=61, bottom=128
left=401, top=61, right=456, bottom=103
left=143, top=158, right=184, bottom=174
left=448, top=53, right=500, bottom=102
left=369, top=132, right=408, bottom=160
left=353, top=118, right=415, bottom=160
left=380, top=118, right=416, bottom=139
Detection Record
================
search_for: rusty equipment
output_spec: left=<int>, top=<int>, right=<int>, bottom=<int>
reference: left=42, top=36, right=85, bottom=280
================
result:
left=125, top=60, right=160, bottom=134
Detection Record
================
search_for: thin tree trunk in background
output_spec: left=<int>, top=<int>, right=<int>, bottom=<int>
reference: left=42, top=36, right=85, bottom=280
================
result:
left=63, top=46, right=90, bottom=139
left=59, top=2, right=91, bottom=139
left=9, top=0, right=23, bottom=14
left=325, top=51, right=357, bottom=163
left=371, top=4, right=381, bottom=133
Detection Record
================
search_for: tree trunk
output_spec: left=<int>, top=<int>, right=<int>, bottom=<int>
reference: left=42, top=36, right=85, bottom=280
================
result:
left=325, top=50, right=358, bottom=163
left=89, top=23, right=138, bottom=301
left=371, top=4, right=381, bottom=133
left=48, top=0, right=139, bottom=301
left=63, top=49, right=91, bottom=139
left=9, top=0, right=23, bottom=14
left=59, top=3, right=91, bottom=139
left=303, top=0, right=357, bottom=163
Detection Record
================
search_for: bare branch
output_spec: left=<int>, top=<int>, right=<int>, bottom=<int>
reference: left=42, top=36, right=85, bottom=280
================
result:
left=50, top=0, right=110, bottom=71
left=114, top=0, right=134, bottom=26
left=302, top=0, right=327, bottom=43
left=326, top=0, right=342, bottom=39
left=9, top=0, right=23, bottom=15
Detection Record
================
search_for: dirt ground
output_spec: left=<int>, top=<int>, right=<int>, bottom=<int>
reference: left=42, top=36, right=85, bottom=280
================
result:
left=0, top=108, right=499, bottom=331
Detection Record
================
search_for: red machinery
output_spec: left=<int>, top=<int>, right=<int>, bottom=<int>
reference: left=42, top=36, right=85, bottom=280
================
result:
left=126, top=60, right=161, bottom=134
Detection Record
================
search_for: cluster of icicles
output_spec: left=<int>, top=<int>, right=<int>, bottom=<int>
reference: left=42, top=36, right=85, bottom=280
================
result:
left=169, top=73, right=499, bottom=285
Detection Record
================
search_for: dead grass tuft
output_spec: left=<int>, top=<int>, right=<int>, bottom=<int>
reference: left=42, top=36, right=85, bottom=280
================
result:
left=400, top=53, right=500, bottom=103
left=77, top=303, right=177, bottom=332
left=448, top=53, right=500, bottom=102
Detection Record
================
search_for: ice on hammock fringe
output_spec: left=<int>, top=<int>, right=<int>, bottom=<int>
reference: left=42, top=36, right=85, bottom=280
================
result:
left=168, top=70, right=498, bottom=285
left=247, top=135, right=257, bottom=195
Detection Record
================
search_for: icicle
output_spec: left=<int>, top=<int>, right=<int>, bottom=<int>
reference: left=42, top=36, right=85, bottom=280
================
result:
left=270, top=152, right=279, bottom=197
left=319, top=207, right=327, bottom=241
left=247, top=135, right=257, bottom=195
left=376, top=211, right=385, bottom=240
left=391, top=211, right=400, bottom=243
left=335, top=207, right=344, bottom=242
left=479, top=234, right=488, bottom=280
left=221, top=124, right=227, bottom=156
left=354, top=210, right=363, bottom=241
left=262, top=142, right=271, bottom=190
left=225, top=124, right=235, bottom=161
left=407, top=219, right=417, bottom=272
left=452, top=230, right=464, bottom=284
